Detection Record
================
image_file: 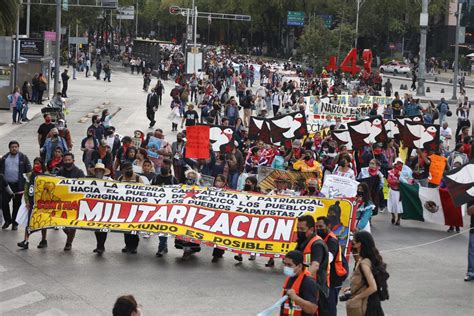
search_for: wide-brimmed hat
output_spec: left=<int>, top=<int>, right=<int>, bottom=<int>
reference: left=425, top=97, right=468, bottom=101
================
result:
left=394, top=157, right=404, bottom=165
left=94, top=162, right=110, bottom=176
left=275, top=174, right=291, bottom=183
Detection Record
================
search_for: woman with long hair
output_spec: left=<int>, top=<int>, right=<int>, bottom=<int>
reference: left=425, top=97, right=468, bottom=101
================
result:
left=345, top=231, right=385, bottom=316
left=355, top=183, right=375, bottom=233
left=17, top=158, right=48, bottom=249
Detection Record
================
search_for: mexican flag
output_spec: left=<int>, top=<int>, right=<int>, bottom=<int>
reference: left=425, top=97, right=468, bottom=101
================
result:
left=399, top=183, right=463, bottom=227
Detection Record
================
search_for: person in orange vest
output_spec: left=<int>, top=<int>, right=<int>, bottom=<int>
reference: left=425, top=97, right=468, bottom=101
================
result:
left=296, top=215, right=330, bottom=316
left=281, top=250, right=319, bottom=316
left=317, top=216, right=349, bottom=316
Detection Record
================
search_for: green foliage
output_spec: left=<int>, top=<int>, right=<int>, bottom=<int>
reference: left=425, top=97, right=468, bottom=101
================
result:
left=0, top=0, right=19, bottom=36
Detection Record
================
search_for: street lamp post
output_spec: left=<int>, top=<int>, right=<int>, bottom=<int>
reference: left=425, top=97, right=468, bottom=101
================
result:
left=354, top=0, right=364, bottom=49
left=54, top=0, right=61, bottom=94
left=452, top=0, right=462, bottom=100
left=417, top=0, right=429, bottom=97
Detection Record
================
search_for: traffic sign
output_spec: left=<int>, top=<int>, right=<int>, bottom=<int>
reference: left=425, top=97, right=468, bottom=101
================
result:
left=287, top=11, right=304, bottom=26
left=169, top=6, right=180, bottom=15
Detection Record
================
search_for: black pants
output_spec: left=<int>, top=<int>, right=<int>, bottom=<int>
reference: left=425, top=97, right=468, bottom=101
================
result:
left=124, top=233, right=139, bottom=250
left=95, top=232, right=107, bottom=249
left=191, top=87, right=197, bottom=101
left=212, top=248, right=225, bottom=258
left=273, top=105, right=280, bottom=116
left=328, top=286, right=341, bottom=316
left=146, top=108, right=155, bottom=125
left=2, top=182, right=22, bottom=224
left=455, top=119, right=471, bottom=139
left=318, top=291, right=330, bottom=316
left=37, top=90, right=44, bottom=104
left=62, top=84, right=68, bottom=97
left=157, top=94, right=162, bottom=105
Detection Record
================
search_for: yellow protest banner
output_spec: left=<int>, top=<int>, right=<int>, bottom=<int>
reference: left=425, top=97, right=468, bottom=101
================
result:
left=30, top=176, right=355, bottom=257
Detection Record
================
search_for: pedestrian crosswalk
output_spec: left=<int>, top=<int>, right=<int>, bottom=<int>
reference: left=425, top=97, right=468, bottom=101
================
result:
left=0, top=262, right=67, bottom=315
left=0, top=291, right=45, bottom=314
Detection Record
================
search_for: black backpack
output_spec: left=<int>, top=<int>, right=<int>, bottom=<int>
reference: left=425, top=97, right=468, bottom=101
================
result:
left=372, top=263, right=390, bottom=301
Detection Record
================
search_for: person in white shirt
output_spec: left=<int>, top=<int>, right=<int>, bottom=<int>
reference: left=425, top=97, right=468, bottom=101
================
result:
left=440, top=121, right=452, bottom=150
left=271, top=89, right=281, bottom=117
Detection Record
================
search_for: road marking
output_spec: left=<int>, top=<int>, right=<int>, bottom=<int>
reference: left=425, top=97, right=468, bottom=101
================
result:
left=0, top=291, right=45, bottom=313
left=0, top=278, right=26, bottom=292
left=0, top=265, right=6, bottom=272
left=36, top=308, right=68, bottom=316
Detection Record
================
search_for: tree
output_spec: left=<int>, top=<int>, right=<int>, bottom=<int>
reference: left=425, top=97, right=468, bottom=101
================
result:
left=0, top=0, right=19, bottom=36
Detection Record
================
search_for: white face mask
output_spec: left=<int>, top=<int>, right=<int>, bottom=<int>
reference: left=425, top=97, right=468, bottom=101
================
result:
left=283, top=266, right=296, bottom=277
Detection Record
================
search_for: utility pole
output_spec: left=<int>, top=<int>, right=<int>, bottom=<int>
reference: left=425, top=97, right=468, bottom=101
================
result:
left=135, top=0, right=138, bottom=36
left=54, top=0, right=61, bottom=94
left=354, top=0, right=365, bottom=49
left=452, top=0, right=462, bottom=100
left=194, top=6, right=198, bottom=73
left=14, top=4, right=20, bottom=89
left=26, top=0, right=31, bottom=37
left=417, top=0, right=429, bottom=97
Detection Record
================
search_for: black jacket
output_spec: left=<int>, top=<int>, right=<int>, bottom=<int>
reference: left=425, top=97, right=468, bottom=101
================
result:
left=146, top=93, right=159, bottom=109
left=0, top=152, right=31, bottom=188
left=57, top=165, right=85, bottom=178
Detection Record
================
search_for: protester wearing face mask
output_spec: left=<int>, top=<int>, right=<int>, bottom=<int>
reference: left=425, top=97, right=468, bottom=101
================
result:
left=37, top=113, right=56, bottom=152
left=235, top=176, right=260, bottom=263
left=57, top=153, right=85, bottom=251
left=42, top=128, right=68, bottom=164
left=387, top=158, right=404, bottom=226
left=175, top=169, right=202, bottom=260
left=295, top=215, right=330, bottom=315
left=301, top=178, right=323, bottom=197
left=151, top=163, right=179, bottom=258
left=355, top=183, right=375, bottom=233
left=293, top=150, right=322, bottom=179
left=211, top=175, right=229, bottom=263
left=57, top=119, right=73, bottom=151
left=118, top=162, right=143, bottom=254
left=105, top=126, right=121, bottom=158
left=91, top=162, right=111, bottom=255
left=333, top=154, right=356, bottom=180
left=317, top=216, right=349, bottom=316
left=280, top=250, right=319, bottom=316
left=17, top=158, right=48, bottom=249
left=357, top=159, right=384, bottom=214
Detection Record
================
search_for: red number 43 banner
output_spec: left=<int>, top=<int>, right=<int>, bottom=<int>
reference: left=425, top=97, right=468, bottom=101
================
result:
left=327, top=48, right=373, bottom=75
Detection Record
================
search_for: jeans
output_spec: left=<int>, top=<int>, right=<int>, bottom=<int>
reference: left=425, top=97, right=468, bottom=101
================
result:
left=22, top=103, right=28, bottom=120
left=12, top=107, right=21, bottom=123
left=468, top=232, right=474, bottom=277
left=228, top=171, right=239, bottom=189
left=158, top=236, right=168, bottom=252
left=439, top=113, right=445, bottom=124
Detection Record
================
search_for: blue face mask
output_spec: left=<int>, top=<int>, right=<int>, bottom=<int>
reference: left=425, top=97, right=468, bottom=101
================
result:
left=283, top=266, right=296, bottom=277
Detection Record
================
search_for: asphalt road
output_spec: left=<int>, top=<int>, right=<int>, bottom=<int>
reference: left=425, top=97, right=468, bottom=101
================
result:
left=0, top=65, right=472, bottom=315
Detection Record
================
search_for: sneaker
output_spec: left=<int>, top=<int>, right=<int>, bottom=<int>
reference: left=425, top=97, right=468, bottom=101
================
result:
left=465, top=275, right=474, bottom=282
left=211, top=256, right=221, bottom=263
left=64, top=243, right=72, bottom=251
left=12, top=224, right=18, bottom=231
left=129, top=248, right=137, bottom=254
left=249, top=255, right=256, bottom=261
left=94, top=248, right=105, bottom=255
left=456, top=227, right=461, bottom=233
left=37, top=240, right=48, bottom=248
left=447, top=228, right=454, bottom=233
left=156, top=248, right=167, bottom=257
left=121, top=247, right=129, bottom=253
left=2, top=221, right=11, bottom=230
left=17, top=240, right=29, bottom=249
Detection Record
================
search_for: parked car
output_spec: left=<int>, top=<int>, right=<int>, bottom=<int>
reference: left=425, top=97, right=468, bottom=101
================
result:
left=379, top=61, right=411, bottom=74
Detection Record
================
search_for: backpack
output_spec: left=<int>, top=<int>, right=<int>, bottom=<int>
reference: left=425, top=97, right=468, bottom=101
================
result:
left=16, top=95, right=24, bottom=110
left=371, top=264, right=390, bottom=301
